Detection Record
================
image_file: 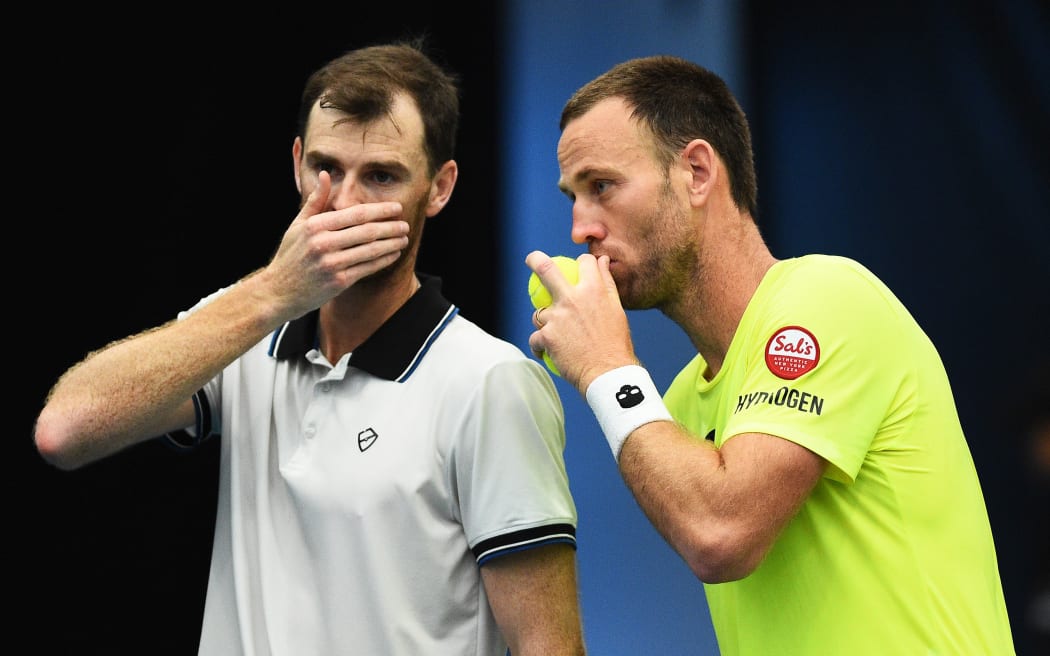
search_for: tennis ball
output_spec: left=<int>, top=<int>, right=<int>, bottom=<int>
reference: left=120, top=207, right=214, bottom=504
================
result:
left=543, top=352, right=559, bottom=376
left=528, top=256, right=580, bottom=310
left=527, top=255, right=580, bottom=378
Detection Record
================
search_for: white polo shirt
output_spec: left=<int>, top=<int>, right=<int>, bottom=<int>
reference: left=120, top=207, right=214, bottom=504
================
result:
left=170, top=275, right=578, bottom=656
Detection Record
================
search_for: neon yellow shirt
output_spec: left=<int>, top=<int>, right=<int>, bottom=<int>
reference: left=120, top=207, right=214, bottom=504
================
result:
left=664, top=255, right=1014, bottom=655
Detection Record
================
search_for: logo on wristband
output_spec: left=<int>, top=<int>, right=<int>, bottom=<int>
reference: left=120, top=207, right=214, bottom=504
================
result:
left=615, top=384, right=644, bottom=408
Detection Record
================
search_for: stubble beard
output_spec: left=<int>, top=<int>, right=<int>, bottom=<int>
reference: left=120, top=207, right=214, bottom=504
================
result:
left=361, top=192, right=429, bottom=286
left=618, top=185, right=696, bottom=313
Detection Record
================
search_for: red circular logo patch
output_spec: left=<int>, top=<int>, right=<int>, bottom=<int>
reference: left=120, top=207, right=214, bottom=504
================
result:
left=765, top=326, right=820, bottom=380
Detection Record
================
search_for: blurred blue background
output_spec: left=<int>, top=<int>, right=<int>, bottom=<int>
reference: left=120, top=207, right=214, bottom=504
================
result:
left=502, top=1, right=1048, bottom=653
left=20, top=1, right=1048, bottom=653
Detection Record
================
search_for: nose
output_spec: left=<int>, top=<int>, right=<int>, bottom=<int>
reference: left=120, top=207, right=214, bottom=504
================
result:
left=329, top=178, right=363, bottom=211
left=569, top=201, right=607, bottom=245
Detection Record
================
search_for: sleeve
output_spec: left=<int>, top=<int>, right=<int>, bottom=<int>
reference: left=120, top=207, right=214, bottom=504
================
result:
left=725, top=259, right=907, bottom=483
left=455, top=358, right=578, bottom=565
left=162, top=286, right=231, bottom=451
left=164, top=388, right=218, bottom=450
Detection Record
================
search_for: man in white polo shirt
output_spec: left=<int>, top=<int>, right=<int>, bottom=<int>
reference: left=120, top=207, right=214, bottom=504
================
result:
left=34, top=39, right=585, bottom=655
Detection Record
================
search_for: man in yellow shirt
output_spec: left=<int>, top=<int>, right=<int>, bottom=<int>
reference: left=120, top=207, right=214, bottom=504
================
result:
left=526, top=55, right=1014, bottom=654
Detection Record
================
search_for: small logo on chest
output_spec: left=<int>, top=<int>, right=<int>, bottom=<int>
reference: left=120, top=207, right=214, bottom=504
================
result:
left=358, top=427, right=378, bottom=452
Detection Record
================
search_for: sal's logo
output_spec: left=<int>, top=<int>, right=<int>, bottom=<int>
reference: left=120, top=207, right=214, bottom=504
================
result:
left=765, top=326, right=820, bottom=380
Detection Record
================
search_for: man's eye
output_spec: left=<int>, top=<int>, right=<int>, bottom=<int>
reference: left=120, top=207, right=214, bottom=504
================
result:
left=369, top=170, right=396, bottom=185
left=317, top=162, right=337, bottom=174
left=594, top=180, right=612, bottom=194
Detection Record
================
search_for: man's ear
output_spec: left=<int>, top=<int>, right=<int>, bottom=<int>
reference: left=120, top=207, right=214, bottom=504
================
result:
left=292, top=136, right=304, bottom=194
left=681, top=139, right=717, bottom=208
left=426, top=160, right=459, bottom=217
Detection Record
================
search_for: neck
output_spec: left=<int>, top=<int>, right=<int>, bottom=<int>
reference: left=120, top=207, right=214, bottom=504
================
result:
left=667, top=213, right=776, bottom=379
left=317, top=270, right=421, bottom=363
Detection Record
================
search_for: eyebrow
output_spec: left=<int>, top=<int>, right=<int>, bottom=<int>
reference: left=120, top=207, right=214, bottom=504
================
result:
left=304, top=151, right=339, bottom=168
left=365, top=158, right=413, bottom=176
left=558, top=165, right=607, bottom=196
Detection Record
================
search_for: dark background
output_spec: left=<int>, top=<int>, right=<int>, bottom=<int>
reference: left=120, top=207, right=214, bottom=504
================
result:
left=19, top=2, right=1049, bottom=654
left=748, top=5, right=1049, bottom=653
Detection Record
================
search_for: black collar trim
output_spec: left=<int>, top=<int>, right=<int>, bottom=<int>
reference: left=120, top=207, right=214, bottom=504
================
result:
left=267, top=274, right=458, bottom=382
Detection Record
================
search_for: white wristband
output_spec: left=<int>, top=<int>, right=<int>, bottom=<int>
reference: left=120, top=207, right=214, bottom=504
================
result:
left=585, top=365, right=673, bottom=461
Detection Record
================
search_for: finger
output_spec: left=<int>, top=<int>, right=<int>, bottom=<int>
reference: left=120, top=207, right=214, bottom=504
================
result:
left=297, top=170, right=332, bottom=223
left=527, top=331, right=547, bottom=361
left=533, top=306, right=545, bottom=328
left=576, top=252, right=599, bottom=286
left=594, top=254, right=624, bottom=305
left=324, top=215, right=410, bottom=258
left=322, top=201, right=405, bottom=232
left=524, top=250, right=551, bottom=277
left=525, top=250, right=576, bottom=303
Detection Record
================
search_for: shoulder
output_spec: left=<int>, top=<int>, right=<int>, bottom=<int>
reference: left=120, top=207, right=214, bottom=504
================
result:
left=762, top=255, right=899, bottom=311
left=176, top=285, right=235, bottom=320
left=775, top=254, right=880, bottom=285
left=438, top=314, right=531, bottom=362
left=426, top=314, right=555, bottom=391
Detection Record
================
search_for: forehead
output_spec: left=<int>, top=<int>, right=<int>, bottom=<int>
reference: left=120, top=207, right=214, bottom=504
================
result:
left=304, top=92, right=426, bottom=160
left=557, top=97, right=654, bottom=179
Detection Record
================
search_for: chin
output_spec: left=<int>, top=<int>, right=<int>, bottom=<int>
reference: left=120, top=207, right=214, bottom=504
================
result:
left=359, top=261, right=400, bottom=287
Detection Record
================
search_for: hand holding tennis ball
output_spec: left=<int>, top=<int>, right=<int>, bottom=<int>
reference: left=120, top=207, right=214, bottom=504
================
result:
left=527, top=255, right=580, bottom=376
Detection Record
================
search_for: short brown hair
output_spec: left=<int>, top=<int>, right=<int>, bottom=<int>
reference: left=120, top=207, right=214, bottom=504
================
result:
left=298, top=38, right=460, bottom=176
left=561, top=56, right=758, bottom=217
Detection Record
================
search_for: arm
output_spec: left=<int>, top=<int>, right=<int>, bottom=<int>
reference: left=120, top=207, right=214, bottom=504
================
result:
left=481, top=544, right=586, bottom=656
left=618, top=424, right=824, bottom=583
left=35, top=172, right=410, bottom=470
left=525, top=251, right=825, bottom=583
left=34, top=276, right=283, bottom=469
